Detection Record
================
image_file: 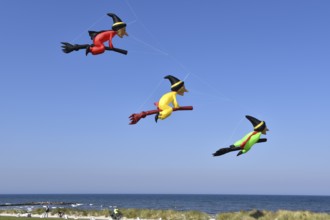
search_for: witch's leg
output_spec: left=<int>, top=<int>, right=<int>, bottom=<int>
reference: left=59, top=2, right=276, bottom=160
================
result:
left=213, top=146, right=241, bottom=157
left=89, top=38, right=106, bottom=55
left=157, top=106, right=173, bottom=121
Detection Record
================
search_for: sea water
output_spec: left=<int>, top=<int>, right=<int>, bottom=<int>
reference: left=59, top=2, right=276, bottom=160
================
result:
left=1, top=194, right=330, bottom=215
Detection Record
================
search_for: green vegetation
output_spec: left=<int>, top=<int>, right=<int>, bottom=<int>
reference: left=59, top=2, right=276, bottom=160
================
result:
left=215, top=209, right=330, bottom=220
left=120, top=208, right=210, bottom=220
left=1, top=208, right=330, bottom=220
left=0, top=217, right=46, bottom=220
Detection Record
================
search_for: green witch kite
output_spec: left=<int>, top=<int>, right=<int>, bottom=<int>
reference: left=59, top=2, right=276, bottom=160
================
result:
left=213, top=115, right=269, bottom=157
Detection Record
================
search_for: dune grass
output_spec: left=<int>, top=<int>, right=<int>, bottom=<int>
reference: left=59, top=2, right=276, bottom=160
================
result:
left=0, top=208, right=210, bottom=220
left=120, top=208, right=210, bottom=220
left=1, top=208, right=330, bottom=220
left=215, top=209, right=330, bottom=220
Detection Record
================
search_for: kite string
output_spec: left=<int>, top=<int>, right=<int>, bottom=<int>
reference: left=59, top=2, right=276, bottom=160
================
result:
left=124, top=0, right=173, bottom=110
left=125, top=0, right=171, bottom=56
left=124, top=1, right=231, bottom=103
left=124, top=2, right=192, bottom=80
left=125, top=0, right=201, bottom=89
left=125, top=5, right=236, bottom=111
left=128, top=38, right=237, bottom=111
left=124, top=0, right=166, bottom=51
left=222, top=116, right=245, bottom=146
left=130, top=34, right=169, bottom=56
left=167, top=54, right=237, bottom=105
left=125, top=11, right=234, bottom=107
left=127, top=20, right=138, bottom=26
left=124, top=1, right=264, bottom=148
left=124, top=0, right=138, bottom=21
left=137, top=79, right=164, bottom=112
left=124, top=0, right=252, bottom=122
left=71, top=14, right=107, bottom=43
left=64, top=2, right=229, bottom=114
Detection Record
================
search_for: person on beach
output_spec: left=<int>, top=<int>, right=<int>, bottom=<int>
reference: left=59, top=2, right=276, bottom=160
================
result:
left=111, top=208, right=123, bottom=220
left=44, top=205, right=50, bottom=218
left=155, top=75, right=189, bottom=122
left=58, top=211, right=64, bottom=218
left=213, top=115, right=269, bottom=157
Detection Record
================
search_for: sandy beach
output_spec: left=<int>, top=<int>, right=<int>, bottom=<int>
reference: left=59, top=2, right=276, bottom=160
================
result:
left=0, top=213, right=165, bottom=220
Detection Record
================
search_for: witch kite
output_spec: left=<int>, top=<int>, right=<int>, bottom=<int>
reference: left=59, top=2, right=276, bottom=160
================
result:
left=213, top=115, right=269, bottom=157
left=129, top=75, right=193, bottom=125
left=61, top=13, right=128, bottom=56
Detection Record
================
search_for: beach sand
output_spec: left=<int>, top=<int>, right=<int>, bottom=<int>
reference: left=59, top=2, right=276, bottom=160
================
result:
left=0, top=213, right=164, bottom=220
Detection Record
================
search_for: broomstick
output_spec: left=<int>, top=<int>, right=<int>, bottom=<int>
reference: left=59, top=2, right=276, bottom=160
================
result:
left=61, top=42, right=128, bottom=55
left=129, top=106, right=193, bottom=125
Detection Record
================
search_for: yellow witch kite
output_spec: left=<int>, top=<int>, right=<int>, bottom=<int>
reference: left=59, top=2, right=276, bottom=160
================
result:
left=129, top=75, right=192, bottom=125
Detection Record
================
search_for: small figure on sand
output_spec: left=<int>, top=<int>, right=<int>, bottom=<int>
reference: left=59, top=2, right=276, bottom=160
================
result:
left=110, top=208, right=123, bottom=220
left=57, top=211, right=64, bottom=218
left=213, top=115, right=269, bottom=157
left=61, top=13, right=128, bottom=56
left=43, top=205, right=50, bottom=218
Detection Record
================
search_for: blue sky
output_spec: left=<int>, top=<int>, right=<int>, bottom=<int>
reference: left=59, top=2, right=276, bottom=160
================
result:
left=0, top=0, right=329, bottom=195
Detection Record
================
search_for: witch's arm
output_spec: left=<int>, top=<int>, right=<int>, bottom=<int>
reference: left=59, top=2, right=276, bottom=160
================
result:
left=108, top=32, right=115, bottom=48
left=108, top=38, right=114, bottom=48
left=173, top=95, right=179, bottom=108
left=257, top=138, right=267, bottom=143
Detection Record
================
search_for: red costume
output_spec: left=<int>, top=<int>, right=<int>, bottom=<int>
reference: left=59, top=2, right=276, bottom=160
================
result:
left=90, top=31, right=117, bottom=55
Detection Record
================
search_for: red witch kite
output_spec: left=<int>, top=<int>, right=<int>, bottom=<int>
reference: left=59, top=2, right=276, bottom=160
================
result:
left=61, top=13, right=128, bottom=56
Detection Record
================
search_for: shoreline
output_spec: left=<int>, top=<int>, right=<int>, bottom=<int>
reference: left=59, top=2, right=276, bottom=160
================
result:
left=1, top=194, right=330, bottom=215
left=0, top=203, right=76, bottom=208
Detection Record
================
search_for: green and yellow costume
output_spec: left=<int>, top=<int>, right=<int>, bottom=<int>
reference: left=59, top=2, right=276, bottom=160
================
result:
left=213, top=116, right=268, bottom=157
left=233, top=131, right=262, bottom=154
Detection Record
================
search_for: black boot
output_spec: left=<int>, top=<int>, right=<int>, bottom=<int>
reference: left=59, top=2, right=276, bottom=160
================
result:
left=155, top=113, right=159, bottom=123
left=237, top=151, right=243, bottom=156
left=85, top=45, right=90, bottom=56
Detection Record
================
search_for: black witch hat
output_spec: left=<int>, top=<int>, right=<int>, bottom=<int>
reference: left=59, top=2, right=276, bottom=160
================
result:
left=107, top=13, right=126, bottom=31
left=246, top=115, right=267, bottom=132
left=164, top=75, right=187, bottom=92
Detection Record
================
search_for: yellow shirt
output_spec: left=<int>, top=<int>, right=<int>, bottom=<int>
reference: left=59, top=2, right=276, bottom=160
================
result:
left=158, top=91, right=179, bottom=109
